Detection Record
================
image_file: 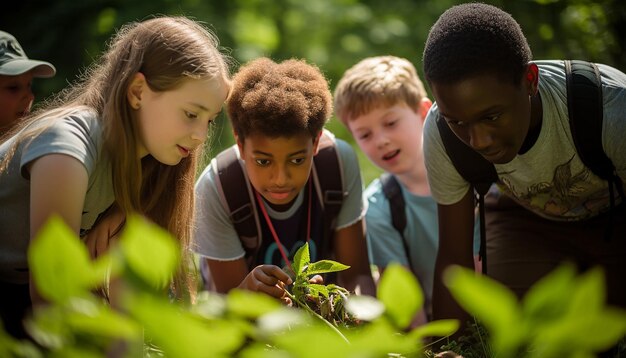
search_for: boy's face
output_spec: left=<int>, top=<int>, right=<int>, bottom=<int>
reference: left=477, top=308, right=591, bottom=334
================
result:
left=348, top=101, right=430, bottom=175
left=237, top=132, right=320, bottom=210
left=0, top=72, right=34, bottom=133
left=431, top=72, right=533, bottom=164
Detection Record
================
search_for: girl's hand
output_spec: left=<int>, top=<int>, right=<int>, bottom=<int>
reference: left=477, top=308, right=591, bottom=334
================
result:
left=239, top=265, right=293, bottom=300
left=83, top=205, right=125, bottom=260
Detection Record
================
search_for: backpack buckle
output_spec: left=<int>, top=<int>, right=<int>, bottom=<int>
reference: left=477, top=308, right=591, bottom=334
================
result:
left=230, top=204, right=253, bottom=223
left=324, top=190, right=344, bottom=205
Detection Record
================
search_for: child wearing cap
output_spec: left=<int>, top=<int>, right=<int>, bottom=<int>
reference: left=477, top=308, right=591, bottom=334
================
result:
left=0, top=30, right=56, bottom=136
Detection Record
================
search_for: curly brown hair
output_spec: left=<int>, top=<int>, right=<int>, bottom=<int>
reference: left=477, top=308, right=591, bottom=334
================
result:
left=227, top=57, right=332, bottom=140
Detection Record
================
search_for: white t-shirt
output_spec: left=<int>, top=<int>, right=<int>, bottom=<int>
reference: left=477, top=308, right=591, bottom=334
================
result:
left=193, top=133, right=365, bottom=262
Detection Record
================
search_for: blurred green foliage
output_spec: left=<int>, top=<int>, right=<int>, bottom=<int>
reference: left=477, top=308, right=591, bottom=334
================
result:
left=2, top=0, right=624, bottom=185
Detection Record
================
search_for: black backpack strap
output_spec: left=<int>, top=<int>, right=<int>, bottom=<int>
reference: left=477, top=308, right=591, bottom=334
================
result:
left=311, top=131, right=345, bottom=260
left=436, top=114, right=497, bottom=274
left=214, top=146, right=262, bottom=264
left=380, top=173, right=414, bottom=271
left=565, top=60, right=624, bottom=240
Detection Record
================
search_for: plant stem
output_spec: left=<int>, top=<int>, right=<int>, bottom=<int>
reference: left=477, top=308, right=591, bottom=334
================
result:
left=282, top=288, right=350, bottom=344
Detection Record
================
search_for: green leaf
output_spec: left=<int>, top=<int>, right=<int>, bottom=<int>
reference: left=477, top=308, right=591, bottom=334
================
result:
left=522, top=263, right=577, bottom=322
left=272, top=324, right=351, bottom=358
left=292, top=243, right=310, bottom=275
left=127, top=293, right=244, bottom=358
left=306, top=260, right=350, bottom=276
left=567, top=266, right=606, bottom=316
left=28, top=215, right=100, bottom=303
left=257, top=308, right=309, bottom=334
left=65, top=297, right=141, bottom=340
left=119, top=215, right=180, bottom=290
left=409, top=319, right=459, bottom=340
left=535, top=308, right=626, bottom=354
left=377, top=264, right=422, bottom=329
left=226, top=289, right=282, bottom=319
left=347, top=320, right=418, bottom=356
left=307, top=283, right=329, bottom=298
left=444, top=265, right=524, bottom=354
left=345, top=295, right=385, bottom=321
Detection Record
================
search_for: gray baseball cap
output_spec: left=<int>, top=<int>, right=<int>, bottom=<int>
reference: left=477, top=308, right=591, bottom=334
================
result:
left=0, top=30, right=56, bottom=78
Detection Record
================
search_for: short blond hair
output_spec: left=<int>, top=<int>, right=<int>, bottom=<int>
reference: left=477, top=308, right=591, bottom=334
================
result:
left=333, top=56, right=426, bottom=125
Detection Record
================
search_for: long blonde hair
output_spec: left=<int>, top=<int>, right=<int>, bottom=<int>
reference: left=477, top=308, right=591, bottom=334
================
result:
left=1, top=16, right=231, bottom=300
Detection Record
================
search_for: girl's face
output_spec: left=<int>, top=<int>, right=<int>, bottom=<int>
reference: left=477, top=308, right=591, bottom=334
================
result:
left=134, top=76, right=228, bottom=165
left=348, top=100, right=431, bottom=176
left=0, top=72, right=34, bottom=133
left=237, top=132, right=320, bottom=210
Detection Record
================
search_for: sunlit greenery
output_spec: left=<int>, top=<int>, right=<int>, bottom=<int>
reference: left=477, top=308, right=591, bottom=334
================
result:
left=3, top=0, right=624, bottom=185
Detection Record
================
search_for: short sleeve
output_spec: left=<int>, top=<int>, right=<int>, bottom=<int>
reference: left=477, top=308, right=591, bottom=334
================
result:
left=192, top=159, right=246, bottom=261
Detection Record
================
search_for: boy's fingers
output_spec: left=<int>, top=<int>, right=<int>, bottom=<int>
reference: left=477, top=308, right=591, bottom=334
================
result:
left=309, top=274, right=323, bottom=284
left=259, top=265, right=293, bottom=285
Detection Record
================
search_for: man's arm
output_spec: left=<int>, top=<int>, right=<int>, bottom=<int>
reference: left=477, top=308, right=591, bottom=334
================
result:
left=432, top=189, right=476, bottom=326
left=334, top=219, right=376, bottom=296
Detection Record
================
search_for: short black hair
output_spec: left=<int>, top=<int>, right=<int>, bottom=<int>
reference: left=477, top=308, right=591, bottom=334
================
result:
left=423, top=3, right=532, bottom=85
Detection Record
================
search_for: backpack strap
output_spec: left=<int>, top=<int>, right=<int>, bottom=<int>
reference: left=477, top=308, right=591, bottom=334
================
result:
left=565, top=60, right=624, bottom=240
left=214, top=146, right=262, bottom=264
left=379, top=173, right=414, bottom=272
left=436, top=114, right=497, bottom=274
left=311, top=131, right=345, bottom=260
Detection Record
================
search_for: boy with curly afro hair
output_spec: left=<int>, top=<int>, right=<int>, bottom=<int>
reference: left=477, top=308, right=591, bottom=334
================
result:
left=193, top=58, right=375, bottom=299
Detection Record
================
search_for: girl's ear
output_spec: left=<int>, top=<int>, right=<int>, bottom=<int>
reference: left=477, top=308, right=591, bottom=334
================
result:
left=127, top=72, right=146, bottom=110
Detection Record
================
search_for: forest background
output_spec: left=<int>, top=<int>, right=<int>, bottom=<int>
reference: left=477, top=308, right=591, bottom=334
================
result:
left=3, top=0, right=624, bottom=185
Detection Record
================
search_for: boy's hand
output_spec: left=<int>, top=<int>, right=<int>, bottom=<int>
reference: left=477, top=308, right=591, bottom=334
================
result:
left=239, top=265, right=293, bottom=300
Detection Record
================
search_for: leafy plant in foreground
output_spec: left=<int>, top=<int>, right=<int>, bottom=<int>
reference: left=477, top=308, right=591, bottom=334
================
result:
left=444, top=264, right=626, bottom=357
left=2, top=214, right=459, bottom=357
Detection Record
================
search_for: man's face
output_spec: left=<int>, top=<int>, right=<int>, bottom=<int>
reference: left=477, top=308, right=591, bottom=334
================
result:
left=431, top=73, right=533, bottom=164
left=0, top=72, right=34, bottom=133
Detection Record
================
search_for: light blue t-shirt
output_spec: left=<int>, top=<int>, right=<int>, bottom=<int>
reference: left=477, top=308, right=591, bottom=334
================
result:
left=364, top=177, right=480, bottom=305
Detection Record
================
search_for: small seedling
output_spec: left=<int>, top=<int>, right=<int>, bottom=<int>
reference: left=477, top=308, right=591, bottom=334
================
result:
left=281, top=243, right=359, bottom=328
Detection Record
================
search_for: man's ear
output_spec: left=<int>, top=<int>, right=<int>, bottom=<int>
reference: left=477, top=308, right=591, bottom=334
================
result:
left=312, top=130, right=323, bottom=155
left=525, top=63, right=539, bottom=96
left=127, top=72, right=146, bottom=110
left=419, top=97, right=433, bottom=121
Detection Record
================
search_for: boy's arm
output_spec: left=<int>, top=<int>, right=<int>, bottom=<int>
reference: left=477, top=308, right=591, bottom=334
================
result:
left=432, top=189, right=476, bottom=327
left=207, top=258, right=291, bottom=299
left=334, top=219, right=377, bottom=296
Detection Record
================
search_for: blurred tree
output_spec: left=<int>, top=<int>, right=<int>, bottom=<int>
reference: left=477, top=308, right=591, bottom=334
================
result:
left=2, top=0, right=623, bottom=184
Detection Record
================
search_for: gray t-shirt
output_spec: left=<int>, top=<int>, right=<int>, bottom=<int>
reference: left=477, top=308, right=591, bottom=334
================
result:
left=0, top=110, right=115, bottom=284
left=424, top=60, right=626, bottom=221
left=193, top=133, right=365, bottom=261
